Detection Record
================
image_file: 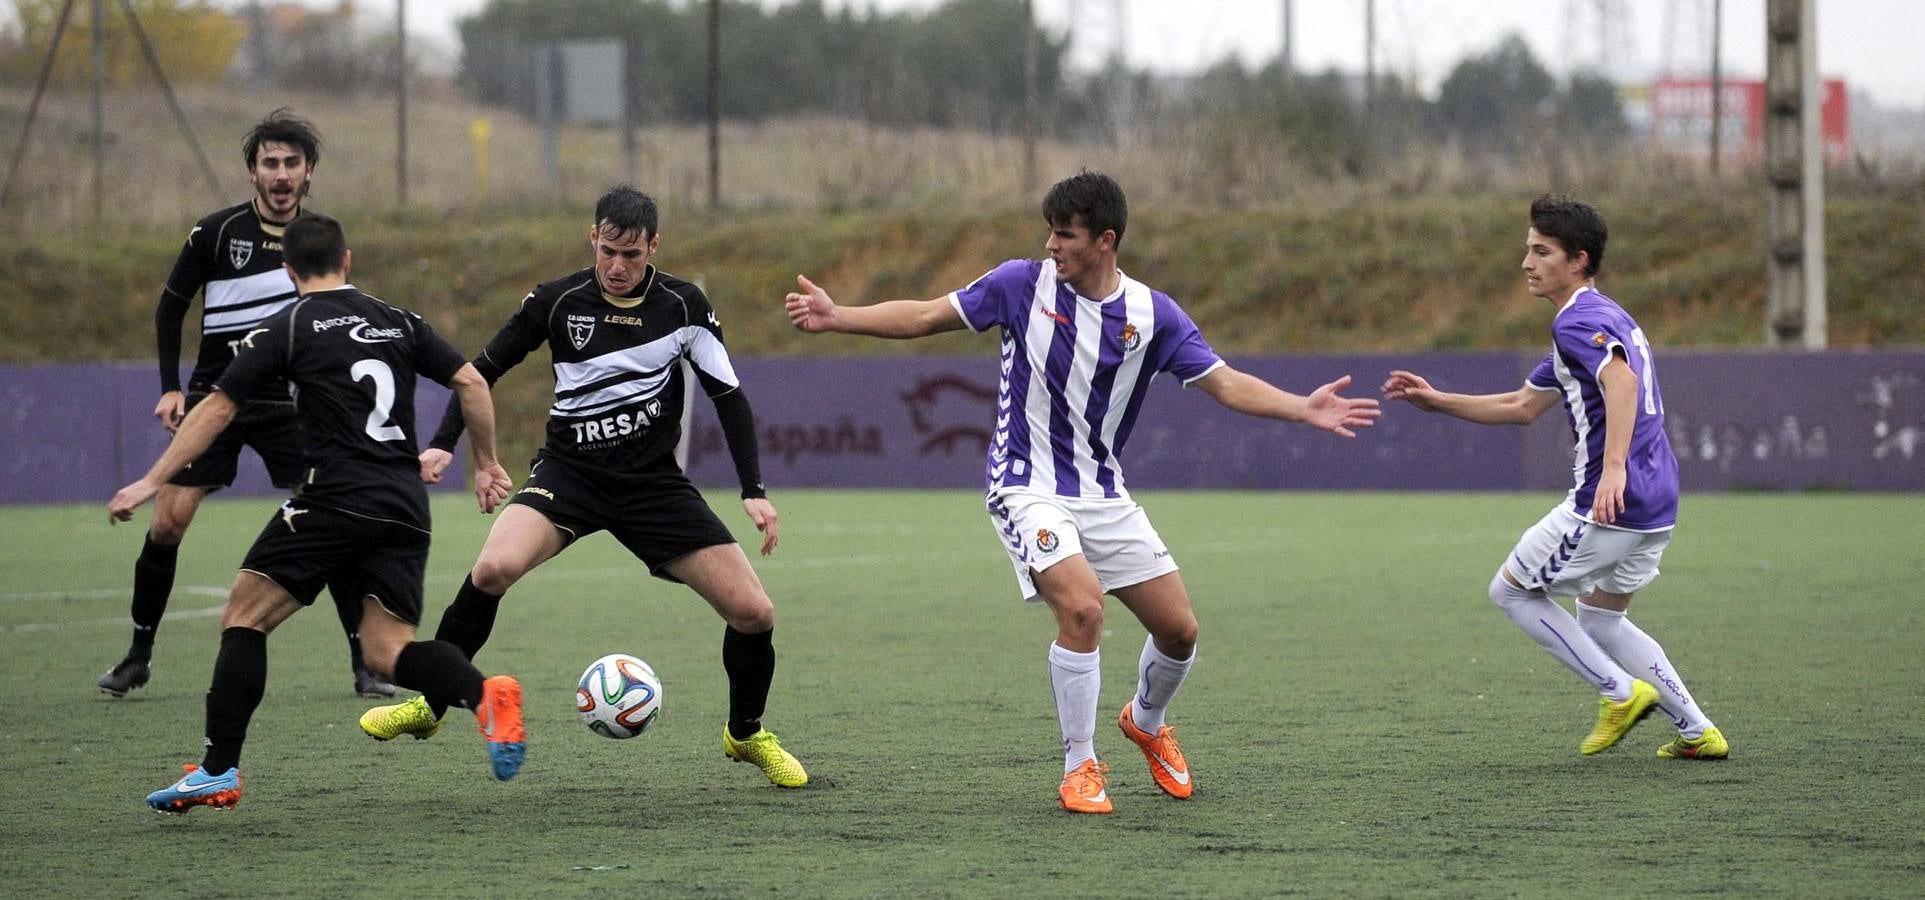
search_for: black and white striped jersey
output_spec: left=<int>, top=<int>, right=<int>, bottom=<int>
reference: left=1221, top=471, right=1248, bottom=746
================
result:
left=160, top=201, right=304, bottom=403
left=217, top=286, right=466, bottom=528
left=431, top=265, right=743, bottom=477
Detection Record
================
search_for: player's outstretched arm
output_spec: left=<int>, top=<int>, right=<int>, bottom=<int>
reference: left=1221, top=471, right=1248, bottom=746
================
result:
left=1381, top=371, right=1558, bottom=426
left=1193, top=367, right=1382, bottom=438
left=109, top=390, right=238, bottom=523
left=449, top=363, right=512, bottom=513
left=785, top=274, right=964, bottom=339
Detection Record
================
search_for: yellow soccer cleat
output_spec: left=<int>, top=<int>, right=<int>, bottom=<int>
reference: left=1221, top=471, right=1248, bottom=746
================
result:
left=723, top=726, right=809, bottom=788
left=1581, top=678, right=1659, bottom=755
left=1657, top=725, right=1729, bottom=760
left=360, top=695, right=442, bottom=742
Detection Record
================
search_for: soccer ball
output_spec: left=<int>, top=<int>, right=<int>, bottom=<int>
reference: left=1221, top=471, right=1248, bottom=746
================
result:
left=577, top=653, right=662, bottom=739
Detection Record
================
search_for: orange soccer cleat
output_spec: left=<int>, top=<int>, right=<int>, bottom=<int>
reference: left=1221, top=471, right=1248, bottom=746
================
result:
left=1117, top=704, right=1193, bottom=799
left=1058, top=759, right=1113, bottom=814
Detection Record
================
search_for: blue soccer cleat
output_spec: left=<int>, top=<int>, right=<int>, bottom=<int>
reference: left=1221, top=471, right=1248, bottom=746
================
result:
left=146, top=764, right=242, bottom=814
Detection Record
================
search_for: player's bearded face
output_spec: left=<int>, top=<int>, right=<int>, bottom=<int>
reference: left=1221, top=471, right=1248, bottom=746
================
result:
left=591, top=224, right=657, bottom=295
left=249, top=141, right=311, bottom=221
left=1522, top=228, right=1584, bottom=301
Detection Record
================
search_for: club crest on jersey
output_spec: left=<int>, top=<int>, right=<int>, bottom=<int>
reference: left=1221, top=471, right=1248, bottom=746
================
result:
left=567, top=314, right=596, bottom=350
left=228, top=238, right=253, bottom=269
left=1035, top=528, right=1060, bottom=553
left=1591, top=331, right=1609, bottom=347
left=1118, top=323, right=1142, bottom=352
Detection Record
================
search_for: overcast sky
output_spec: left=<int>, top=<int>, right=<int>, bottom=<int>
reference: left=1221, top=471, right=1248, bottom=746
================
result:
left=27, top=0, right=1919, bottom=108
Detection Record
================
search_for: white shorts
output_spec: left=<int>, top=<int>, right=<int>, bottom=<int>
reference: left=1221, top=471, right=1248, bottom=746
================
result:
left=985, top=490, right=1180, bottom=601
left=1503, top=505, right=1672, bottom=598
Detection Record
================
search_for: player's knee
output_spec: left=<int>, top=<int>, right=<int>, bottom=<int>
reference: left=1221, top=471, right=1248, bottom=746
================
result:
left=1574, top=600, right=1623, bottom=643
left=468, top=555, right=527, bottom=594
left=147, top=514, right=191, bottom=544
left=1488, top=570, right=1535, bottom=610
left=1058, top=600, right=1105, bottom=640
left=1152, top=618, right=1198, bottom=659
left=723, top=596, right=775, bottom=634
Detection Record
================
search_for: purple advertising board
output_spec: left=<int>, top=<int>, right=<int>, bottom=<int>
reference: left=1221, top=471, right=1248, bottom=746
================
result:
left=3, top=350, right=1921, bottom=505
left=0, top=364, right=463, bottom=505
left=682, top=350, right=1925, bottom=495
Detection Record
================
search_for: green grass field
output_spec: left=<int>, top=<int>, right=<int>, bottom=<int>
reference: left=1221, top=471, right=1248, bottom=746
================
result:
left=2, top=490, right=1921, bottom=897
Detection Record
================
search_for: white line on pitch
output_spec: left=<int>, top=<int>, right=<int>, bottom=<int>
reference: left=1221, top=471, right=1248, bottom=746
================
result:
left=3, top=604, right=225, bottom=634
left=0, top=585, right=229, bottom=604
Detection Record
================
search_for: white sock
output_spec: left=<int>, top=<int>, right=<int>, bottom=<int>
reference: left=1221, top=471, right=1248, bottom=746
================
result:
left=1488, top=572, right=1634, bottom=701
left=1048, top=642, right=1100, bottom=773
left=1130, top=636, right=1193, bottom=733
left=1576, top=601, right=1714, bottom=738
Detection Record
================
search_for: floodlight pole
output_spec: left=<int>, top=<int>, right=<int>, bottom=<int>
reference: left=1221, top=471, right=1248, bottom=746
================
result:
left=397, top=0, right=409, bottom=205
left=707, top=0, right=721, bottom=210
left=1022, top=0, right=1038, bottom=195
left=1709, top=0, right=1722, bottom=177
left=92, top=0, right=105, bottom=221
left=1764, top=0, right=1826, bottom=348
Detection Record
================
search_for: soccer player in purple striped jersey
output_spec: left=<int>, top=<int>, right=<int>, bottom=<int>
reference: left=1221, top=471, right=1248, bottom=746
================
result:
left=1382, top=196, right=1727, bottom=761
left=787, top=171, right=1381, bottom=812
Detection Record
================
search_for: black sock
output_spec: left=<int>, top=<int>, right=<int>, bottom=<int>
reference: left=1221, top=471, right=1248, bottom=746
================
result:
left=392, top=640, right=485, bottom=715
left=201, top=627, right=267, bottom=776
left=722, top=626, right=775, bottom=740
left=128, top=536, right=180, bottom=658
left=327, top=580, right=367, bottom=671
left=434, top=575, right=503, bottom=662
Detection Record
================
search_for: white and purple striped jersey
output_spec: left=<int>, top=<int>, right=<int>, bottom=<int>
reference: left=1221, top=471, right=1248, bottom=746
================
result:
left=948, top=259, right=1224, bottom=500
left=1526, top=285, right=1680, bottom=531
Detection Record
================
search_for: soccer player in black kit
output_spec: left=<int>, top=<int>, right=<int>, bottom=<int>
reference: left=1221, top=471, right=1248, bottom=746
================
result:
left=109, top=213, right=528, bottom=813
left=358, top=185, right=809, bottom=788
left=98, top=109, right=395, bottom=700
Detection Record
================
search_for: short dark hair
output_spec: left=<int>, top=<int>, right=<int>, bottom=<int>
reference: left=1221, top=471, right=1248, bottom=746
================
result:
left=1529, top=195, right=1607, bottom=277
left=282, top=212, right=348, bottom=279
left=1042, top=170, right=1127, bottom=248
left=243, top=108, right=321, bottom=169
left=594, top=184, right=659, bottom=241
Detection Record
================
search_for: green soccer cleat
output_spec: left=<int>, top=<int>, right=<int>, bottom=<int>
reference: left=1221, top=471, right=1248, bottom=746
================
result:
left=1581, top=678, right=1659, bottom=755
left=722, top=726, right=809, bottom=788
left=360, top=695, right=442, bottom=741
left=1657, top=725, right=1729, bottom=760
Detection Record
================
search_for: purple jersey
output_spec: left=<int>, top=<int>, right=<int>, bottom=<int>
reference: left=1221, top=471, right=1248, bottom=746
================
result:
left=1526, top=285, right=1680, bottom=530
left=949, top=259, right=1224, bottom=499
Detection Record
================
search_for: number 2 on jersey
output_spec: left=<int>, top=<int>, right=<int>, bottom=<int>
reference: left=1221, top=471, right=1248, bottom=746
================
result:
left=351, top=359, right=406, bottom=442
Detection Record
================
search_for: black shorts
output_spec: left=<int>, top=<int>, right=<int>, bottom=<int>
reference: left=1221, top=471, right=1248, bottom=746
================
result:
left=239, top=500, right=430, bottom=625
left=169, top=394, right=304, bottom=490
left=507, top=457, right=736, bottom=582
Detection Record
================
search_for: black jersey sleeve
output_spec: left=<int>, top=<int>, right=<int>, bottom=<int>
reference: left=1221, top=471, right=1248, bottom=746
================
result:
left=211, top=315, right=292, bottom=402
left=156, top=222, right=218, bottom=393
left=407, top=312, right=467, bottom=387
left=680, top=287, right=744, bottom=398
left=429, top=289, right=554, bottom=452
left=679, top=288, right=763, bottom=497
left=711, top=387, right=766, bottom=499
